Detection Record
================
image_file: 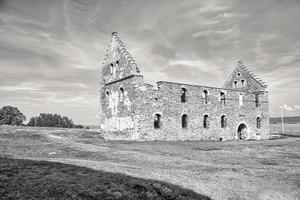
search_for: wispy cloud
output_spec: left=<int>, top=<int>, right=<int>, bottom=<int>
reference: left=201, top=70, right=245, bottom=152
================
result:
left=0, top=0, right=300, bottom=123
left=279, top=104, right=300, bottom=112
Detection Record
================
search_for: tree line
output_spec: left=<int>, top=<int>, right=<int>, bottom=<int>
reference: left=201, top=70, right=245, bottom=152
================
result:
left=0, top=106, right=85, bottom=128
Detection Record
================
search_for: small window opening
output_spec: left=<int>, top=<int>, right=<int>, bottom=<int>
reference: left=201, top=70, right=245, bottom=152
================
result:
left=181, top=88, right=187, bottom=102
left=203, top=90, right=209, bottom=104
left=106, top=91, right=110, bottom=96
left=255, top=94, right=259, bottom=107
left=237, top=73, right=241, bottom=77
left=220, top=92, right=226, bottom=105
left=203, top=114, right=209, bottom=129
left=234, top=81, right=237, bottom=88
left=154, top=114, right=161, bottom=129
left=256, top=117, right=261, bottom=129
left=221, top=115, right=226, bottom=128
left=110, top=63, right=114, bottom=73
left=241, top=80, right=245, bottom=87
left=120, top=87, right=124, bottom=95
left=116, top=60, right=119, bottom=65
left=182, top=114, right=188, bottom=128
left=219, top=137, right=223, bottom=142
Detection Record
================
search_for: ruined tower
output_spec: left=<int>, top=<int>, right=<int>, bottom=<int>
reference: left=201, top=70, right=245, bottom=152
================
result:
left=100, top=33, right=270, bottom=141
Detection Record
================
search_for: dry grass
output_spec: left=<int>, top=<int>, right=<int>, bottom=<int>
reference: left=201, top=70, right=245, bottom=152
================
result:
left=0, top=157, right=209, bottom=200
left=0, top=125, right=300, bottom=200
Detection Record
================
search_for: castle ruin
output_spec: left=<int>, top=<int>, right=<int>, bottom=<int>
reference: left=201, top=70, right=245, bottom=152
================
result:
left=100, top=32, right=270, bottom=141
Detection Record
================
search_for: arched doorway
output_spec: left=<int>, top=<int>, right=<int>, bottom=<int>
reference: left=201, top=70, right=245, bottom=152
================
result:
left=237, top=123, right=247, bottom=140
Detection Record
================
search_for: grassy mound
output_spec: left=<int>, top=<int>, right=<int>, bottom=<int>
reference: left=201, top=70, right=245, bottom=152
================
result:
left=0, top=157, right=210, bottom=200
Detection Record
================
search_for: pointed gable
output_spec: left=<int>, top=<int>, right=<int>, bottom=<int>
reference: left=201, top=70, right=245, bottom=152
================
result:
left=101, top=32, right=141, bottom=84
left=223, top=61, right=267, bottom=92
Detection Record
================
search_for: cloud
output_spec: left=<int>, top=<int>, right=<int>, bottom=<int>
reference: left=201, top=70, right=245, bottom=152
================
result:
left=0, top=82, right=43, bottom=92
left=279, top=104, right=300, bottom=112
left=1, top=0, right=300, bottom=122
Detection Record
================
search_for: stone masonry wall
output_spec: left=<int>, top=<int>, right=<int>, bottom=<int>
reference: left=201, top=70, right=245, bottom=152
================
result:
left=99, top=33, right=270, bottom=141
left=100, top=76, right=270, bottom=141
left=134, top=81, right=270, bottom=141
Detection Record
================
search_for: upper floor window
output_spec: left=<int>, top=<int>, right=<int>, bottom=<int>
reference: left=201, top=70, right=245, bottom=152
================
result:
left=239, top=94, right=243, bottom=106
left=241, top=80, right=245, bottom=87
left=181, top=88, right=187, bottom=102
left=234, top=81, right=237, bottom=88
left=255, top=94, right=260, bottom=107
left=110, top=63, right=114, bottom=73
left=203, top=114, right=209, bottom=129
left=120, top=87, right=124, bottom=95
left=256, top=117, right=261, bottom=129
left=203, top=90, right=209, bottom=104
left=221, top=115, right=226, bottom=128
left=182, top=114, right=188, bottom=128
left=220, top=92, right=226, bottom=105
left=154, top=114, right=162, bottom=129
left=106, top=91, right=110, bottom=96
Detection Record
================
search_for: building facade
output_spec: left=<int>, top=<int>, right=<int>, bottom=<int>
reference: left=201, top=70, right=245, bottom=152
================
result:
left=100, top=32, right=270, bottom=141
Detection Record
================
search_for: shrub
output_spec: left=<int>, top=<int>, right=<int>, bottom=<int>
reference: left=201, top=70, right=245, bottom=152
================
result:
left=27, top=113, right=76, bottom=128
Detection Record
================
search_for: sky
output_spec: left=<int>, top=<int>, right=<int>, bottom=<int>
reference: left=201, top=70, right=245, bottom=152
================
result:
left=0, top=0, right=300, bottom=125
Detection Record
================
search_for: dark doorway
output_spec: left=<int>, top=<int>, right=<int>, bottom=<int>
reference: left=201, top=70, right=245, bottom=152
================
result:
left=237, top=123, right=247, bottom=140
left=182, top=114, right=188, bottom=128
left=181, top=88, right=187, bottom=102
left=154, top=114, right=161, bottom=129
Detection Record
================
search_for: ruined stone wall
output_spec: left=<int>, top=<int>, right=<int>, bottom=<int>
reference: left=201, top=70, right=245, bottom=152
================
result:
left=100, top=76, right=139, bottom=140
left=100, top=76, right=270, bottom=141
left=134, top=81, right=270, bottom=141
left=99, top=33, right=270, bottom=141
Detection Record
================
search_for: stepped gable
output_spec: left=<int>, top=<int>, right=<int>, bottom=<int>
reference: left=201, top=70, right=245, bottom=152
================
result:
left=237, top=61, right=267, bottom=88
left=223, top=61, right=268, bottom=91
left=103, top=32, right=140, bottom=74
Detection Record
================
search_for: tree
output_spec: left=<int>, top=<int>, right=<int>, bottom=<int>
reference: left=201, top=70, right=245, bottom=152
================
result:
left=0, top=106, right=26, bottom=126
left=27, top=117, right=37, bottom=126
left=27, top=113, right=77, bottom=128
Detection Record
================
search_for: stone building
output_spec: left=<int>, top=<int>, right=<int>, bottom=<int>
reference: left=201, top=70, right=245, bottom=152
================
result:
left=100, top=32, right=270, bottom=141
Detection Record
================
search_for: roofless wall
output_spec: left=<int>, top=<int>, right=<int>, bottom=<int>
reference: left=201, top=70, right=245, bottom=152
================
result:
left=100, top=33, right=270, bottom=141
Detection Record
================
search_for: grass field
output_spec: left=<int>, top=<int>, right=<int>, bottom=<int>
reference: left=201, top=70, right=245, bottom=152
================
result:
left=0, top=125, right=300, bottom=200
left=271, top=123, right=300, bottom=137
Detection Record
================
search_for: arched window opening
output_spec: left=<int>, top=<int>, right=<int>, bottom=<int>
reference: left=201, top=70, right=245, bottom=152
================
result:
left=203, top=115, right=209, bottom=129
left=241, top=80, right=245, bottom=87
left=181, top=88, right=187, bottom=102
left=110, top=63, right=114, bottom=73
left=239, top=94, right=243, bottom=106
left=255, top=94, right=259, bottom=107
left=120, top=87, right=124, bottom=95
left=154, top=114, right=162, bottom=129
left=234, top=81, right=237, bottom=88
left=203, top=90, right=209, bottom=104
left=220, top=92, right=226, bottom=105
left=182, top=114, right=188, bottom=128
left=116, top=60, right=119, bottom=65
left=237, top=73, right=241, bottom=77
left=256, top=117, right=261, bottom=129
left=221, top=115, right=226, bottom=128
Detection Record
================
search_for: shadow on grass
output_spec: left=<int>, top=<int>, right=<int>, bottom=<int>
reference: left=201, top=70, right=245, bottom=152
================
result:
left=0, top=157, right=211, bottom=200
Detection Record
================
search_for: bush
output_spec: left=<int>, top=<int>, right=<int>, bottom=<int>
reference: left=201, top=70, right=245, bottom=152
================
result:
left=75, top=124, right=84, bottom=129
left=27, top=113, right=76, bottom=128
left=0, top=106, right=26, bottom=126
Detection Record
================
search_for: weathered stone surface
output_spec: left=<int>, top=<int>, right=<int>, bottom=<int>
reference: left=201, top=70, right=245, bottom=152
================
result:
left=100, top=33, right=270, bottom=141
